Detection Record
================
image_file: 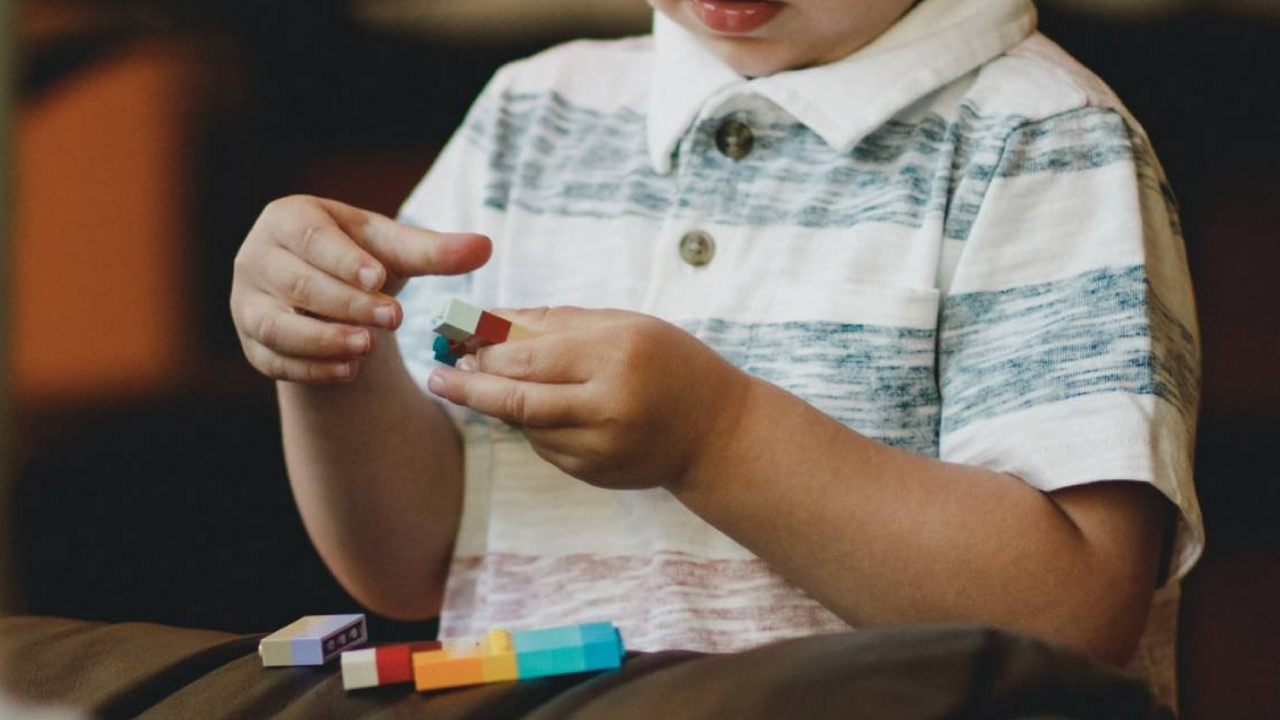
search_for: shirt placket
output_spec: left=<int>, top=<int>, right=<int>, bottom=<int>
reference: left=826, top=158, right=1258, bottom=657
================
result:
left=640, top=97, right=760, bottom=324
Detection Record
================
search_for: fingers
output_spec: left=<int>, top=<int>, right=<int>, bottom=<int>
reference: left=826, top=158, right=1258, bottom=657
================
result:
left=260, top=249, right=401, bottom=328
left=323, top=199, right=492, bottom=279
left=427, top=366, right=587, bottom=428
left=259, top=196, right=389, bottom=292
left=469, top=334, right=595, bottom=384
left=241, top=337, right=361, bottom=384
left=236, top=299, right=374, bottom=359
left=234, top=195, right=492, bottom=387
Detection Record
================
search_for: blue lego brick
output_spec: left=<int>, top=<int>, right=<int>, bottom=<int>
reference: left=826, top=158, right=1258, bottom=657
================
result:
left=290, top=637, right=324, bottom=665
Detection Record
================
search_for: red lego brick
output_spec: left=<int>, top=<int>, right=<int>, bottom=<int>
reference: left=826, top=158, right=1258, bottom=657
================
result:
left=474, top=312, right=513, bottom=345
left=377, top=642, right=443, bottom=686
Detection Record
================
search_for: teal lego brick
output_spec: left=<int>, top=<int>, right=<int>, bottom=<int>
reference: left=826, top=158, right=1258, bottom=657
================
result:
left=433, top=335, right=459, bottom=366
left=512, top=625, right=587, bottom=679
left=578, top=622, right=624, bottom=671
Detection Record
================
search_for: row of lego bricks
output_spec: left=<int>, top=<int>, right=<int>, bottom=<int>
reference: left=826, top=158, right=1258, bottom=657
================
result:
left=259, top=614, right=624, bottom=692
left=342, top=623, right=625, bottom=691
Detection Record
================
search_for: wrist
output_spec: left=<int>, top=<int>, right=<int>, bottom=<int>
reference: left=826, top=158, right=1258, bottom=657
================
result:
left=667, top=366, right=760, bottom=500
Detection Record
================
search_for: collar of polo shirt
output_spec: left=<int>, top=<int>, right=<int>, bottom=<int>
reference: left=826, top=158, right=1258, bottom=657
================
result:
left=646, top=0, right=1038, bottom=174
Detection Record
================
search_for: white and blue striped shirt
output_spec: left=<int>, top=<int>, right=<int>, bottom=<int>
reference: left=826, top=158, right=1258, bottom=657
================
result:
left=397, top=0, right=1201, bottom=705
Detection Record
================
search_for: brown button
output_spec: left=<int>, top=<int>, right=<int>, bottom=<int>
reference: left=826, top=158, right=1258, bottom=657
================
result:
left=714, top=119, right=754, bottom=160
left=679, top=230, right=716, bottom=267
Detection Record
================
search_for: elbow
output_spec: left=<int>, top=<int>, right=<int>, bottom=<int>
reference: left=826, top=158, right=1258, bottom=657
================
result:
left=1068, top=620, right=1145, bottom=668
left=343, top=580, right=444, bottom=624
left=1039, top=579, right=1155, bottom=668
left=323, top=550, right=448, bottom=623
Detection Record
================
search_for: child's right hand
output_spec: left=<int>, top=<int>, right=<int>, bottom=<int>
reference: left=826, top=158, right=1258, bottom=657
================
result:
left=230, top=195, right=491, bottom=384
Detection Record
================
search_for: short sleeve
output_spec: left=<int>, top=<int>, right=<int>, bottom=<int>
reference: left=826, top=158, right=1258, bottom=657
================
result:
left=937, top=107, right=1204, bottom=580
left=395, top=70, right=512, bottom=392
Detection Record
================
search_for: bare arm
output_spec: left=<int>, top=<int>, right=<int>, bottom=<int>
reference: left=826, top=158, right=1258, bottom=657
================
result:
left=278, top=332, right=462, bottom=620
left=672, top=375, right=1169, bottom=665
left=230, top=195, right=491, bottom=620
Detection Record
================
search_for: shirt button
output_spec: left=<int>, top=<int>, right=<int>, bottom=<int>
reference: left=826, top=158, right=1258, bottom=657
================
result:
left=714, top=119, right=754, bottom=160
left=679, top=230, right=716, bottom=267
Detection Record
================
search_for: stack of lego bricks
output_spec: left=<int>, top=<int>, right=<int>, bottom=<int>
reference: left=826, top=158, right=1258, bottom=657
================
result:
left=431, top=299, right=536, bottom=366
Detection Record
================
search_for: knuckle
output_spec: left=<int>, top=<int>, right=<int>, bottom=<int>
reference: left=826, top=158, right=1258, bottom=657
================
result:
left=264, top=195, right=295, bottom=214
left=327, top=329, right=350, bottom=355
left=306, top=362, right=330, bottom=383
left=297, top=223, right=323, bottom=258
left=265, top=194, right=312, bottom=216
left=347, top=292, right=369, bottom=321
left=288, top=272, right=313, bottom=305
left=266, top=354, right=291, bottom=380
left=231, top=248, right=251, bottom=277
left=527, top=306, right=553, bottom=324
left=555, top=454, right=588, bottom=478
left=503, top=386, right=529, bottom=424
left=253, top=310, right=279, bottom=347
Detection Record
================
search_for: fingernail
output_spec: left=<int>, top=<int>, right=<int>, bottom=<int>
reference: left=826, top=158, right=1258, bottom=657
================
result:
left=335, top=362, right=352, bottom=379
left=374, top=305, right=396, bottom=327
left=358, top=267, right=381, bottom=291
left=427, top=370, right=446, bottom=394
left=346, top=331, right=369, bottom=353
left=456, top=355, right=477, bottom=372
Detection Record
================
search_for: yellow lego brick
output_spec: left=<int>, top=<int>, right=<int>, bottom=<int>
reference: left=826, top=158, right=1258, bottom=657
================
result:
left=505, top=322, right=537, bottom=342
left=481, top=629, right=518, bottom=683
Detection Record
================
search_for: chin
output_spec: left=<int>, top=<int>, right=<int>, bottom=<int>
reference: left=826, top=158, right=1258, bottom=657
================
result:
left=715, top=43, right=801, bottom=78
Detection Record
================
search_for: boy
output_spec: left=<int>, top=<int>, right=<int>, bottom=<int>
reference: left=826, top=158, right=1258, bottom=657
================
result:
left=229, top=0, right=1202, bottom=707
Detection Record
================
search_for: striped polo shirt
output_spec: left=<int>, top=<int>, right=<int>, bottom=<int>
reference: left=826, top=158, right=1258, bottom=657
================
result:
left=395, top=0, right=1202, bottom=705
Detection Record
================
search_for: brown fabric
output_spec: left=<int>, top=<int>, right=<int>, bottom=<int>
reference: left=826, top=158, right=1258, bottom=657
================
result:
left=0, top=616, right=1171, bottom=720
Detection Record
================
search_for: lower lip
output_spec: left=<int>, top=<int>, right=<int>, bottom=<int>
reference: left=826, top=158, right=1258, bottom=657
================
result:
left=688, top=0, right=785, bottom=35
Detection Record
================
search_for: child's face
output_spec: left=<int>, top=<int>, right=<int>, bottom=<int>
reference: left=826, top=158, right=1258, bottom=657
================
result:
left=648, top=0, right=920, bottom=77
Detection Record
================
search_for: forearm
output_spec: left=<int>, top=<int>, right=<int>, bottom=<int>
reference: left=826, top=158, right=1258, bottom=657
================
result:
left=672, top=377, right=1166, bottom=664
left=279, top=330, right=462, bottom=620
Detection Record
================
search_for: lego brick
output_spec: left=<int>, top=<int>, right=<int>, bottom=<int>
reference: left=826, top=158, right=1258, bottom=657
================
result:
left=413, top=639, right=485, bottom=691
left=259, top=614, right=366, bottom=667
left=431, top=299, right=483, bottom=343
left=480, top=629, right=519, bottom=682
left=433, top=335, right=459, bottom=366
left=512, top=625, right=588, bottom=679
left=379, top=642, right=443, bottom=685
left=506, top=322, right=538, bottom=342
left=474, top=311, right=513, bottom=344
left=341, top=649, right=379, bottom=691
left=342, top=641, right=443, bottom=690
left=579, top=622, right=625, bottom=671
left=411, top=629, right=519, bottom=691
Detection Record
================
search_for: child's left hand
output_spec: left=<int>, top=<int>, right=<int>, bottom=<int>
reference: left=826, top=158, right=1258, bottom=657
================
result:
left=426, top=307, right=753, bottom=491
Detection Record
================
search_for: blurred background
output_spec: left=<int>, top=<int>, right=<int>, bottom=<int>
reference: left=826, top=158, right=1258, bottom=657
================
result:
left=0, top=0, right=1277, bottom=717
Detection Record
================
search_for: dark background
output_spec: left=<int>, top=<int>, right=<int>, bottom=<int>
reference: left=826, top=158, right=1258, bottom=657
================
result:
left=4, top=1, right=1279, bottom=718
